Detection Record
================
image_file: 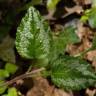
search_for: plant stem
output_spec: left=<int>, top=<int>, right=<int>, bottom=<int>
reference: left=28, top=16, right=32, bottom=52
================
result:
left=74, top=48, right=92, bottom=58
left=0, top=67, right=45, bottom=87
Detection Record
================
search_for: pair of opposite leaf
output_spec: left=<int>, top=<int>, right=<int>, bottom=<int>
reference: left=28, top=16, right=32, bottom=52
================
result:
left=16, top=6, right=96, bottom=90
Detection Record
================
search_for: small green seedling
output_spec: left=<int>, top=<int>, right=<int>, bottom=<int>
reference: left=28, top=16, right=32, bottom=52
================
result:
left=15, top=6, right=96, bottom=91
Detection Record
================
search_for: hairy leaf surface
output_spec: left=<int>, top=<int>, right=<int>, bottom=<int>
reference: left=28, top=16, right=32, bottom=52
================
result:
left=51, top=55, right=96, bottom=90
left=16, top=7, right=50, bottom=60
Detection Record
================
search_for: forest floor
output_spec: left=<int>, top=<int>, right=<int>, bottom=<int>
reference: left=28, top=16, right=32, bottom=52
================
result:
left=0, top=0, right=96, bottom=96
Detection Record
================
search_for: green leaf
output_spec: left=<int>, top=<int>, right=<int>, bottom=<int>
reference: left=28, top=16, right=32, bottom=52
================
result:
left=0, top=69, right=9, bottom=78
left=80, top=15, right=89, bottom=23
left=80, top=9, right=90, bottom=23
left=62, top=26, right=80, bottom=44
left=82, top=7, right=96, bottom=28
left=47, top=0, right=60, bottom=10
left=5, top=63, right=18, bottom=74
left=0, top=80, right=7, bottom=94
left=16, top=7, right=51, bottom=61
left=7, top=87, right=18, bottom=96
left=92, top=0, right=96, bottom=7
left=88, top=8, right=96, bottom=28
left=50, top=26, right=80, bottom=61
left=0, top=36, right=15, bottom=63
left=50, top=55, right=96, bottom=90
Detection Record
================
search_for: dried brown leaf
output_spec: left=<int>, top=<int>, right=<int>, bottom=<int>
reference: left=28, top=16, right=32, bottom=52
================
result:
left=26, top=77, right=73, bottom=96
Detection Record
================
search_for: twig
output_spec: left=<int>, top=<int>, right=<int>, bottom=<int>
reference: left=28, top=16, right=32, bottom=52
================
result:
left=74, top=48, right=92, bottom=58
left=0, top=67, right=45, bottom=87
